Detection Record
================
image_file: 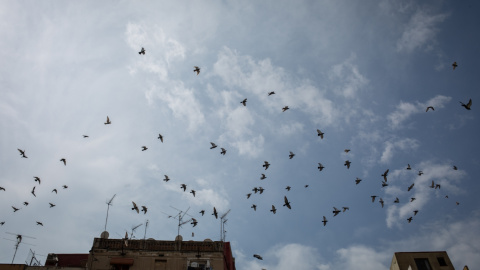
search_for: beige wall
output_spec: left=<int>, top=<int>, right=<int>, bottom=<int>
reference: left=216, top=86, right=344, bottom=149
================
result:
left=390, top=251, right=455, bottom=270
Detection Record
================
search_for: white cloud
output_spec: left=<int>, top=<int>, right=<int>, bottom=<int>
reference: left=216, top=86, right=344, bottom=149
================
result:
left=396, top=10, right=449, bottom=53
left=230, top=135, right=265, bottom=158
left=329, top=53, right=369, bottom=99
left=380, top=138, right=419, bottom=164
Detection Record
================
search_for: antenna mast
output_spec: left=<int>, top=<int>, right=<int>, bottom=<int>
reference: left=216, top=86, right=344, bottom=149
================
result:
left=130, top=223, right=143, bottom=239
left=104, top=194, right=116, bottom=231
left=5, top=232, right=36, bottom=264
left=143, top=220, right=149, bottom=240
left=169, top=206, right=194, bottom=237
left=220, top=209, right=231, bottom=242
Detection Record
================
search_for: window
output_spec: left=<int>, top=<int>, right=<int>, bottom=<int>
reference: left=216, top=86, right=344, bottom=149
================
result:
left=414, top=258, right=432, bottom=270
left=112, top=265, right=130, bottom=270
left=437, top=257, right=447, bottom=266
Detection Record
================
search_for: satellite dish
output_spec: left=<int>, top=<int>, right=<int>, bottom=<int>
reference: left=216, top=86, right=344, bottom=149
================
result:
left=204, top=238, right=213, bottom=242
left=100, top=231, right=109, bottom=239
left=147, top=238, right=155, bottom=240
left=175, top=235, right=183, bottom=241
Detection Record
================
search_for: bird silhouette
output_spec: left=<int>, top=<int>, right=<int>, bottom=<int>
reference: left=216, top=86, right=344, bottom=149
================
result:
left=191, top=218, right=198, bottom=227
left=131, top=202, right=139, bottom=213
left=52, top=189, right=57, bottom=194
left=407, top=217, right=413, bottom=223
left=270, top=205, right=277, bottom=214
left=60, top=158, right=66, bottom=166
left=322, top=216, right=328, bottom=226
left=83, top=135, right=89, bottom=138
left=268, top=91, right=275, bottom=96
left=283, top=196, right=291, bottom=209
left=0, top=187, right=5, bottom=191
left=23, top=202, right=28, bottom=206
left=141, top=146, right=148, bottom=151
left=263, top=161, right=270, bottom=170
left=260, top=174, right=266, bottom=180
left=241, top=98, right=247, bottom=106
left=49, top=203, right=55, bottom=208
left=17, top=149, right=28, bottom=158
left=104, top=116, right=111, bottom=125
left=158, top=134, right=164, bottom=142
left=332, top=207, right=340, bottom=216
left=258, top=187, right=265, bottom=194
left=430, top=180, right=435, bottom=188
left=139, top=47, right=145, bottom=55
left=355, top=178, right=362, bottom=185
left=12, top=206, right=20, bottom=212
left=413, top=210, right=419, bottom=216
left=304, top=185, right=309, bottom=188
left=163, top=175, right=170, bottom=182
left=254, top=254, right=263, bottom=260
left=252, top=187, right=259, bottom=194
left=190, top=190, right=196, bottom=197
left=62, top=185, right=68, bottom=189
left=246, top=193, right=252, bottom=199
left=460, top=99, right=472, bottom=110
left=381, top=181, right=388, bottom=187
left=379, top=198, right=384, bottom=208
left=371, top=196, right=377, bottom=203
left=426, top=106, right=434, bottom=112
left=34, top=177, right=41, bottom=184
left=193, top=66, right=200, bottom=75
left=251, top=204, right=257, bottom=211
left=452, top=61, right=458, bottom=70
left=342, top=207, right=349, bottom=212
left=31, top=186, right=36, bottom=197
left=394, top=197, right=399, bottom=203
left=410, top=198, right=416, bottom=202
left=406, top=164, right=411, bottom=170
left=435, top=184, right=441, bottom=189
left=212, top=207, right=218, bottom=219
left=316, top=129, right=324, bottom=139
left=344, top=149, right=350, bottom=153
left=418, top=171, right=424, bottom=176
left=220, top=148, right=226, bottom=155
left=36, top=221, right=43, bottom=226
left=286, top=186, right=291, bottom=191
left=181, top=184, right=187, bottom=192
left=282, top=106, right=289, bottom=112
left=141, top=206, right=147, bottom=214
left=408, top=183, right=414, bottom=191
left=199, top=210, right=205, bottom=216
left=0, top=222, right=4, bottom=226
left=382, top=169, right=389, bottom=181
left=210, top=142, right=217, bottom=149
left=453, top=165, right=458, bottom=170
left=318, top=163, right=325, bottom=171
left=344, top=160, right=351, bottom=169
left=288, top=151, right=295, bottom=159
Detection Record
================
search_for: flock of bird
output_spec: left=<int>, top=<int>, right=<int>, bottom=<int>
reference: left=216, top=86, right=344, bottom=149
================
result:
left=1, top=46, right=471, bottom=266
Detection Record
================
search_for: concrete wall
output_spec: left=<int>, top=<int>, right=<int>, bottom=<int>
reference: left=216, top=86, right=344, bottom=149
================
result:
left=390, top=251, right=455, bottom=270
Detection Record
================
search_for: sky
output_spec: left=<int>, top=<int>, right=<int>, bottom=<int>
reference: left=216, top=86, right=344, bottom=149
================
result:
left=0, top=0, right=479, bottom=269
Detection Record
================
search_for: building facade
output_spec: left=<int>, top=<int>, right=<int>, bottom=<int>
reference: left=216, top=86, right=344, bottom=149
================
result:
left=390, top=251, right=455, bottom=270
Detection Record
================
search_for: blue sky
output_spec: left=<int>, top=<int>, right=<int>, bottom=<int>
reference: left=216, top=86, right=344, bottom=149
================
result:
left=1, top=1, right=479, bottom=269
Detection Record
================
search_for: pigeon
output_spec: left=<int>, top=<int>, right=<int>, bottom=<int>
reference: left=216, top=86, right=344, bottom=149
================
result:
left=12, top=206, right=20, bottom=212
left=430, top=180, right=435, bottom=188
left=52, top=189, right=57, bottom=194
left=288, top=151, right=295, bottom=159
left=60, top=158, right=66, bottom=166
left=435, top=184, right=441, bottom=189
left=158, top=134, right=163, bottom=142
left=270, top=205, right=277, bottom=214
left=283, top=196, right=291, bottom=209
left=163, top=175, right=170, bottom=182
left=251, top=204, right=257, bottom=211
left=141, top=146, right=148, bottom=151
left=318, top=163, right=325, bottom=171
left=49, top=203, right=55, bottom=208
left=181, top=184, right=187, bottom=192
left=381, top=181, right=388, bottom=187
left=139, top=47, right=145, bottom=55
left=62, top=185, right=68, bottom=189
left=210, top=142, right=217, bottom=149
left=410, top=198, right=416, bottom=202
left=0, top=186, right=5, bottom=191
left=212, top=207, right=218, bottom=219
left=413, top=210, right=419, bottom=216
left=36, top=221, right=43, bottom=226
left=131, top=202, right=139, bottom=213
left=418, top=171, right=424, bottom=176
left=34, top=177, right=41, bottom=184
left=252, top=187, right=259, bottom=194
left=258, top=187, right=265, bottom=194
left=241, top=98, right=247, bottom=106
left=220, top=148, right=226, bottom=155
left=193, top=66, right=200, bottom=75
left=332, top=207, right=341, bottom=216
left=0, top=222, right=4, bottom=226
left=344, top=149, right=350, bottom=153
left=141, top=206, right=147, bottom=214
left=260, top=174, right=266, bottom=180
left=382, top=169, right=389, bottom=181
left=104, top=116, right=111, bottom=125
left=408, top=183, right=414, bottom=191
left=268, top=91, right=275, bottom=96
left=322, top=216, right=328, bottom=226
left=246, top=193, right=252, bottom=199
left=23, top=202, right=29, bottom=206
left=31, top=186, right=36, bottom=197
left=452, top=61, right=457, bottom=70
left=344, top=160, right=351, bottom=169
left=406, top=164, right=411, bottom=170
left=371, top=196, right=377, bottom=203
left=407, top=217, right=413, bottom=223
left=342, top=207, right=349, bottom=212
left=304, top=185, right=309, bottom=188
left=355, top=178, right=362, bottom=185
left=199, top=210, right=205, bottom=216
left=453, top=165, right=458, bottom=170
left=285, top=186, right=291, bottom=191
left=379, top=198, right=384, bottom=208
left=191, top=218, right=198, bottom=227
left=394, top=197, right=399, bottom=203
left=190, top=190, right=196, bottom=197
left=253, top=254, right=263, bottom=260
left=263, top=161, right=270, bottom=170
left=17, top=149, right=28, bottom=158
left=316, top=129, right=324, bottom=139
left=426, top=106, right=434, bottom=112
left=282, top=106, right=289, bottom=112
left=83, top=135, right=89, bottom=138
left=460, top=99, right=472, bottom=110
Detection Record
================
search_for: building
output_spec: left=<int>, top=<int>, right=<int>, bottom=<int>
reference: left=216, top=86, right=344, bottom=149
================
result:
left=390, top=251, right=455, bottom=270
left=87, top=234, right=235, bottom=270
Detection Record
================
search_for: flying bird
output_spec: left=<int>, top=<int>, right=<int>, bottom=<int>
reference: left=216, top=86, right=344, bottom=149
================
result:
left=413, top=210, right=419, bottom=216
left=251, top=204, right=257, bottom=211
left=381, top=181, right=388, bottom=187
left=60, top=158, right=66, bottom=166
left=52, top=189, right=57, bottom=194
left=344, top=160, right=351, bottom=169
left=270, top=205, right=277, bottom=214
left=285, top=186, right=291, bottom=191
left=283, top=196, right=291, bottom=209
left=394, top=197, right=399, bottom=203
left=139, top=47, right=145, bottom=55
left=220, top=148, right=226, bottom=155
left=426, top=106, right=434, bottom=112
left=344, top=149, right=350, bottom=153
left=210, top=142, right=217, bottom=149
left=0, top=186, right=5, bottom=191
left=460, top=99, right=472, bottom=110
left=253, top=254, right=263, bottom=260
left=23, top=202, right=29, bottom=206
left=430, top=180, right=435, bottom=188
left=141, top=206, right=147, bottom=214
left=34, top=177, right=41, bottom=184
left=452, top=61, right=457, bottom=70
left=181, top=184, right=187, bottom=192
left=191, top=218, right=198, bottom=227
left=17, top=149, right=28, bottom=158
left=268, top=91, right=275, bottom=96
left=49, top=203, right=55, bottom=208
left=304, top=185, right=309, bottom=188
left=382, top=169, right=389, bottom=181
left=260, top=174, right=266, bottom=180
left=408, top=183, right=414, bottom=191
left=282, top=106, right=289, bottom=112
left=355, top=178, right=362, bottom=185
left=36, top=221, right=43, bottom=226
left=258, top=187, right=265, bottom=194
left=246, top=193, right=252, bottom=199
left=410, top=198, right=416, bottom=202
left=435, top=184, right=441, bottom=189
left=332, top=207, right=341, bottom=216
left=141, top=146, right=148, bottom=151
left=379, top=198, right=384, bottom=208
left=104, top=116, right=111, bottom=125
left=31, top=186, right=36, bottom=197
left=263, top=161, right=270, bottom=170
left=318, top=163, right=325, bottom=171
left=316, top=129, right=324, bottom=139
left=418, top=171, right=424, bottom=176
left=83, top=135, right=89, bottom=138
left=0, top=222, right=4, bottom=226
left=407, top=217, right=413, bottom=223
left=322, top=216, right=328, bottom=226
left=190, top=190, right=196, bottom=197
left=131, top=202, right=139, bottom=213
left=212, top=207, right=218, bottom=219
left=158, top=134, right=163, bottom=142
left=288, top=151, right=295, bottom=159
left=342, top=207, right=349, bottom=212
left=62, top=185, right=68, bottom=189
left=252, top=187, right=259, bottom=194
left=406, top=164, right=411, bottom=170
left=12, top=206, right=20, bottom=212
left=163, top=175, right=170, bottom=182
left=371, top=196, right=377, bottom=203
left=199, top=210, right=205, bottom=216
left=241, top=98, right=247, bottom=106
left=193, top=66, right=200, bottom=75
left=453, top=165, right=458, bottom=170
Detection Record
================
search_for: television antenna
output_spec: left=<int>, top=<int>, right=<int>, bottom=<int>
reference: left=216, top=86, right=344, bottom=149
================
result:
left=104, top=194, right=116, bottom=231
left=220, top=209, right=231, bottom=242
left=4, top=232, right=36, bottom=264
left=130, top=223, right=143, bottom=239
left=164, top=206, right=194, bottom=237
left=143, top=220, right=149, bottom=240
